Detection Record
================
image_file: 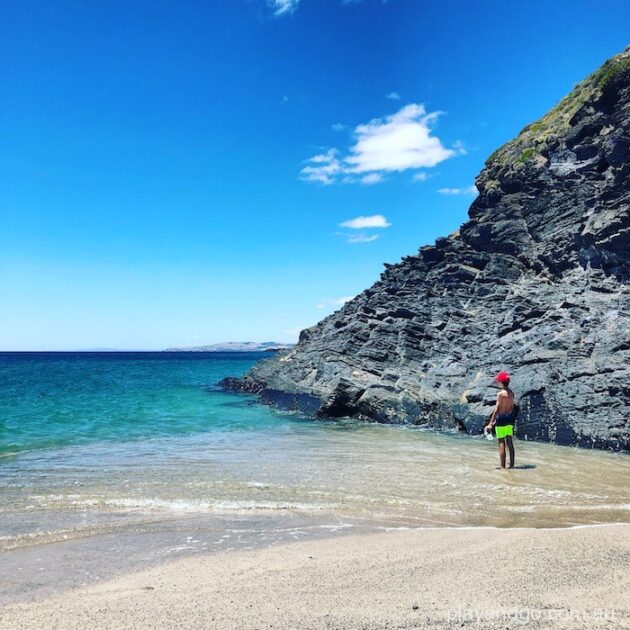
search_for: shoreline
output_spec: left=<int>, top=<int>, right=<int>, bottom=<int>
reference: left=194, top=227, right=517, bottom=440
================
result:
left=1, top=523, right=628, bottom=629
left=3, top=508, right=629, bottom=607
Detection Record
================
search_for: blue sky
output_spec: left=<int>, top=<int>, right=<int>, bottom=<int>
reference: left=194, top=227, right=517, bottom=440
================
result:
left=1, top=0, right=629, bottom=350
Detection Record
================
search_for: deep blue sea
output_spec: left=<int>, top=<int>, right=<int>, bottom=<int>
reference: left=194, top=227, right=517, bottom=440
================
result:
left=1, top=351, right=629, bottom=602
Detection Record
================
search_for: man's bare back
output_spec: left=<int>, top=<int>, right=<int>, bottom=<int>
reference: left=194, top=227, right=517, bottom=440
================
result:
left=495, top=388, right=515, bottom=415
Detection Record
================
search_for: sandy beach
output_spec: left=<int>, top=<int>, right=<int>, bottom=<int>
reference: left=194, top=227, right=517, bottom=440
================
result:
left=1, top=524, right=628, bottom=629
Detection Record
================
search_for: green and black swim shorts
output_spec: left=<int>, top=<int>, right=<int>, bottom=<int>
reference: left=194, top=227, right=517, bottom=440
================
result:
left=495, top=413, right=514, bottom=439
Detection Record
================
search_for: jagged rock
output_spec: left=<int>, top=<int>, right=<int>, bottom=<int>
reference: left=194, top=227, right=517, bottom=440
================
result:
left=221, top=48, right=630, bottom=452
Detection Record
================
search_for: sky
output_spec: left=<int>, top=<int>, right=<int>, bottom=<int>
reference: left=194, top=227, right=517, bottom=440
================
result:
left=1, top=0, right=629, bottom=350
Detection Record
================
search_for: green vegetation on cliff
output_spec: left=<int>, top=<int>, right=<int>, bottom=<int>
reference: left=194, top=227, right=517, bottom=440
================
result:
left=485, top=46, right=630, bottom=170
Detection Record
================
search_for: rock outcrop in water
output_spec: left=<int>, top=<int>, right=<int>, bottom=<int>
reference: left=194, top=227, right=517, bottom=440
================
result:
left=223, top=49, right=630, bottom=452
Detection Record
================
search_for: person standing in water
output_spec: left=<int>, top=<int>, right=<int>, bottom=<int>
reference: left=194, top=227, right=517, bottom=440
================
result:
left=487, top=371, right=516, bottom=468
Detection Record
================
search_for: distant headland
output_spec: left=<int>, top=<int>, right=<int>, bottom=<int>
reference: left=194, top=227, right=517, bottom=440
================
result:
left=164, top=342, right=294, bottom=353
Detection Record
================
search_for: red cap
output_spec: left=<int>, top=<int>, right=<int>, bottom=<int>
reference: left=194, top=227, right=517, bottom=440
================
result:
left=494, top=371, right=510, bottom=383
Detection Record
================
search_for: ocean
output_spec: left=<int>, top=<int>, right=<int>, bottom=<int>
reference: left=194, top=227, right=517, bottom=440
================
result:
left=1, top=351, right=629, bottom=602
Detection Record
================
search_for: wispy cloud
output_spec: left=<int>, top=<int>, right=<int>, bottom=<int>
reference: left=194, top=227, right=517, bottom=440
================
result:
left=337, top=173, right=384, bottom=185
left=269, top=0, right=389, bottom=17
left=301, top=103, right=456, bottom=185
left=452, top=140, right=467, bottom=155
left=331, top=123, right=346, bottom=132
left=300, top=148, right=342, bottom=185
left=360, top=173, right=383, bottom=185
left=386, top=91, right=401, bottom=100
left=337, top=214, right=390, bottom=244
left=437, top=185, right=478, bottom=196
left=340, top=214, right=391, bottom=229
left=413, top=172, right=429, bottom=182
left=347, top=233, right=379, bottom=244
left=268, top=0, right=299, bottom=16
left=316, top=296, right=355, bottom=309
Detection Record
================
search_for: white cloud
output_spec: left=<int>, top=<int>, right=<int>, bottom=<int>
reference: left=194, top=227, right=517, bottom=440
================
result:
left=301, top=103, right=456, bottom=185
left=331, top=123, right=346, bottom=132
left=346, top=104, right=454, bottom=173
left=336, top=217, right=386, bottom=242
left=300, top=149, right=342, bottom=185
left=340, top=214, right=391, bottom=229
left=316, top=296, right=355, bottom=309
left=437, top=185, right=478, bottom=196
left=347, top=233, right=379, bottom=244
left=386, top=91, right=401, bottom=100
left=360, top=173, right=383, bottom=185
left=413, top=172, right=429, bottom=182
left=268, top=0, right=299, bottom=16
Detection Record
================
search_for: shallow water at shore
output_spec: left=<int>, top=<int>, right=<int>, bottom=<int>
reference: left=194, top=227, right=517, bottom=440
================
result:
left=2, top=414, right=629, bottom=550
left=1, top=352, right=629, bottom=602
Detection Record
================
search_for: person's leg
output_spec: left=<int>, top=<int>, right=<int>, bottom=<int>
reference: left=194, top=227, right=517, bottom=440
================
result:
left=498, top=438, right=506, bottom=468
left=506, top=435, right=515, bottom=468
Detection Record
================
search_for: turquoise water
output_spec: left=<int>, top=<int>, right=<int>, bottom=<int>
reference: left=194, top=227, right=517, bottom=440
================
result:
left=2, top=351, right=630, bottom=539
left=1, top=352, right=281, bottom=455
left=1, top=351, right=629, bottom=601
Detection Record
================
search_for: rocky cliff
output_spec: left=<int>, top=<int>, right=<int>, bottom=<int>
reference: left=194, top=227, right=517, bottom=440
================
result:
left=223, top=48, right=630, bottom=451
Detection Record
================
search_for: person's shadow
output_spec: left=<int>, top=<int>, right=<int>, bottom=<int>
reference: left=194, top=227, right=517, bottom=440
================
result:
left=511, top=464, right=536, bottom=470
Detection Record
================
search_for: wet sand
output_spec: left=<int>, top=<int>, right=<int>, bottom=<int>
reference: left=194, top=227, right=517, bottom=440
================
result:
left=1, top=524, right=628, bottom=629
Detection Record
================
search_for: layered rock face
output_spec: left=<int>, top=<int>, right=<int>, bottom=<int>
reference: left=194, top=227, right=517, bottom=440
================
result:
left=224, top=49, right=630, bottom=451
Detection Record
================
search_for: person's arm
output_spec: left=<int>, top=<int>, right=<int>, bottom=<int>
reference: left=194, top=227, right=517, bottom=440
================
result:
left=488, top=392, right=502, bottom=427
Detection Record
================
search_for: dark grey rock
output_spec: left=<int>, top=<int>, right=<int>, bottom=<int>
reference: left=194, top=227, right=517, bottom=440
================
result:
left=221, top=48, right=630, bottom=452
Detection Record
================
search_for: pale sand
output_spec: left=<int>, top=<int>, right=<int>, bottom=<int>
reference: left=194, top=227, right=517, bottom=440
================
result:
left=1, top=525, right=629, bottom=629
